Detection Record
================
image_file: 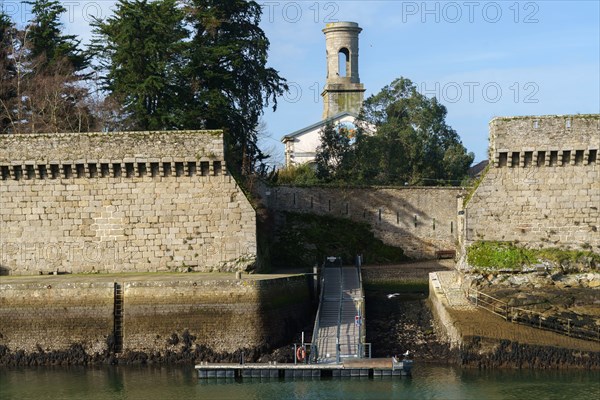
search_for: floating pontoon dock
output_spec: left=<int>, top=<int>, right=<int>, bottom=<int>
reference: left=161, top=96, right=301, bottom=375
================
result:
left=195, top=358, right=412, bottom=379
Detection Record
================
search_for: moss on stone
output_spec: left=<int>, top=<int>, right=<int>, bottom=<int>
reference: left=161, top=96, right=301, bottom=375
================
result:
left=466, top=241, right=600, bottom=271
left=463, top=163, right=490, bottom=207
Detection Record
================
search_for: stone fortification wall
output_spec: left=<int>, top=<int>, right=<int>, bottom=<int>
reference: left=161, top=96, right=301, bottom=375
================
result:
left=269, top=186, right=463, bottom=258
left=123, top=276, right=311, bottom=353
left=0, top=131, right=256, bottom=275
left=464, top=115, right=599, bottom=250
left=0, top=280, right=114, bottom=354
left=0, top=275, right=311, bottom=358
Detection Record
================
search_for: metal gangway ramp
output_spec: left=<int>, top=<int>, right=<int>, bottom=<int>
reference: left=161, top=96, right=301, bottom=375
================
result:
left=310, top=257, right=368, bottom=364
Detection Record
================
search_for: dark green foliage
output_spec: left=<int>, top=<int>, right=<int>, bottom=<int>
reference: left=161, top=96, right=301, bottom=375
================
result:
left=25, top=0, right=88, bottom=72
left=271, top=212, right=409, bottom=270
left=318, top=77, right=474, bottom=186
left=90, top=0, right=287, bottom=175
left=185, top=0, right=287, bottom=175
left=315, top=121, right=352, bottom=181
left=274, top=163, right=319, bottom=185
left=90, top=0, right=189, bottom=130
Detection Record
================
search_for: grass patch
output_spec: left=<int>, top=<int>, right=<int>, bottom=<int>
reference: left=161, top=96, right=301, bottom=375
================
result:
left=536, top=248, right=600, bottom=266
left=271, top=212, right=410, bottom=270
left=467, top=241, right=600, bottom=271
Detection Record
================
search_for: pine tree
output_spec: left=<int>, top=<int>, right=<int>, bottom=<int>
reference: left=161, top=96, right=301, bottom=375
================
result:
left=91, top=0, right=288, bottom=175
left=184, top=0, right=287, bottom=174
left=25, top=0, right=88, bottom=72
left=90, top=0, right=189, bottom=130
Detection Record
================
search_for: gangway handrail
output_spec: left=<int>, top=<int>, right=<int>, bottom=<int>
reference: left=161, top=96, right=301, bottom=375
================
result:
left=309, top=262, right=326, bottom=363
left=336, top=263, right=343, bottom=363
left=356, top=258, right=367, bottom=357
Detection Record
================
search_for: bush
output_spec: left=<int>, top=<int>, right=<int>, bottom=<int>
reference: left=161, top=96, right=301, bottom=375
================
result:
left=273, top=163, right=319, bottom=186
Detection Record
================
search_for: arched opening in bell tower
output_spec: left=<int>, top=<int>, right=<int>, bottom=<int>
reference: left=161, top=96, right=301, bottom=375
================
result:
left=338, top=47, right=350, bottom=77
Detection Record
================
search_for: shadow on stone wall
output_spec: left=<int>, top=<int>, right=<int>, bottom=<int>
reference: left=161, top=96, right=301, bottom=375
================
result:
left=269, top=186, right=462, bottom=261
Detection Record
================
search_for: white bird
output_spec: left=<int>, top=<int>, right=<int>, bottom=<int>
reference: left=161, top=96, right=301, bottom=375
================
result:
left=387, top=293, right=400, bottom=299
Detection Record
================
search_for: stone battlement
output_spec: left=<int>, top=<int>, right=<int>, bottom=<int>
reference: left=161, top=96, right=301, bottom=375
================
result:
left=0, top=130, right=227, bottom=180
left=489, top=115, right=599, bottom=168
left=0, top=158, right=226, bottom=181
left=463, top=114, right=599, bottom=251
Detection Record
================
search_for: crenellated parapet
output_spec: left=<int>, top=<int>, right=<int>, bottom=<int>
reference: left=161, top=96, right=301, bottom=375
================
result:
left=0, top=130, right=227, bottom=181
left=463, top=114, right=600, bottom=251
left=489, top=115, right=599, bottom=168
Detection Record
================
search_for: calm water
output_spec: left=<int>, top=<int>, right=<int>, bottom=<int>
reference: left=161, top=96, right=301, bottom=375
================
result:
left=1, top=364, right=598, bottom=400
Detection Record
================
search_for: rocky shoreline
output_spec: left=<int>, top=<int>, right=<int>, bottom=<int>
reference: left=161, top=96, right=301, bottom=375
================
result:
left=459, top=336, right=600, bottom=369
left=0, top=339, right=296, bottom=367
left=365, top=294, right=457, bottom=363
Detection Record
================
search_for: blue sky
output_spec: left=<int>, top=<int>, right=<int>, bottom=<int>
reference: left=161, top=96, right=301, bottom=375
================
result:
left=3, top=0, right=598, bottom=166
left=258, top=1, right=600, bottom=165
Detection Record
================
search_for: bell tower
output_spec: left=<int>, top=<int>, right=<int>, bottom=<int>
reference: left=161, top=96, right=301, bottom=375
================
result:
left=321, top=22, right=365, bottom=119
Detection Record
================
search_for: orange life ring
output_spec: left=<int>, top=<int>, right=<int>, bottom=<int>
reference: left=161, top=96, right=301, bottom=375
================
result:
left=296, top=346, right=306, bottom=362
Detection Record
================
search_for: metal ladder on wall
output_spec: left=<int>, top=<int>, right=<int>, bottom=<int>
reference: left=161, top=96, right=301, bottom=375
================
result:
left=113, top=282, right=123, bottom=353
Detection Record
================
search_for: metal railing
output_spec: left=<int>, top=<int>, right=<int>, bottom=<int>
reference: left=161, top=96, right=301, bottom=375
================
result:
left=356, top=256, right=368, bottom=358
left=336, top=264, right=343, bottom=363
left=466, top=288, right=509, bottom=320
left=310, top=256, right=371, bottom=363
left=309, top=265, right=326, bottom=364
left=466, top=287, right=600, bottom=342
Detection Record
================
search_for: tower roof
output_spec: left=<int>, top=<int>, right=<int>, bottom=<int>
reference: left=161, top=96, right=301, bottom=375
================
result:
left=322, top=21, right=362, bottom=34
